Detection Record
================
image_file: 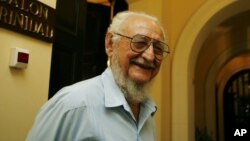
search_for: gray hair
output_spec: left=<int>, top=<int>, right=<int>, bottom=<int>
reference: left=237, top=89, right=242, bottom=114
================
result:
left=107, top=11, right=167, bottom=43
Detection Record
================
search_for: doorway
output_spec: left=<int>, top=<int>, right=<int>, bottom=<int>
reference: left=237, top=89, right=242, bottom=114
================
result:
left=224, top=69, right=250, bottom=141
left=49, top=0, right=128, bottom=98
left=172, top=1, right=250, bottom=141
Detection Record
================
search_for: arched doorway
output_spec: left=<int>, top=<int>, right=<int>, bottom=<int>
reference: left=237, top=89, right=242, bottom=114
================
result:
left=224, top=69, right=250, bottom=141
left=172, top=0, right=250, bottom=141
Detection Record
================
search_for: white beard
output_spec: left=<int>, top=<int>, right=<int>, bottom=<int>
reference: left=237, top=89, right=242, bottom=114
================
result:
left=110, top=48, right=151, bottom=103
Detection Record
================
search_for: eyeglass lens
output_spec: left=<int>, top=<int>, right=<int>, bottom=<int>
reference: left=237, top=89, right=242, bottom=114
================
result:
left=131, top=34, right=167, bottom=58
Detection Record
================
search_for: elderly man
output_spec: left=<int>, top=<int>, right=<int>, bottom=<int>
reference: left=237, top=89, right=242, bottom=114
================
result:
left=26, top=11, right=169, bottom=141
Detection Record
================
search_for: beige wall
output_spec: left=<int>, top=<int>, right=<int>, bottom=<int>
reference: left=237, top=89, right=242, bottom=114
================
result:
left=0, top=0, right=56, bottom=141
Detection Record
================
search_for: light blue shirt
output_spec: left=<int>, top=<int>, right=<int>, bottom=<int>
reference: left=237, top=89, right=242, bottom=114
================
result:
left=26, top=68, right=157, bottom=141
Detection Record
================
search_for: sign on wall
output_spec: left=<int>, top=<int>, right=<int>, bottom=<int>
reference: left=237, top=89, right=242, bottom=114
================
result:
left=0, top=0, right=55, bottom=43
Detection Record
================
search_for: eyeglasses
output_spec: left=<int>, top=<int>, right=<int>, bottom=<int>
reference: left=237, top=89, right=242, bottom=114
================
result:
left=114, top=32, right=170, bottom=60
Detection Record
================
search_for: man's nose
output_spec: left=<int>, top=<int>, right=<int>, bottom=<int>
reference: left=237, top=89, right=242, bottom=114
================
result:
left=141, top=43, right=155, bottom=62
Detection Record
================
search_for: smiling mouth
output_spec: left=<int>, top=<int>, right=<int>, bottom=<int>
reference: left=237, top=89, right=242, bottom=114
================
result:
left=131, top=58, right=156, bottom=70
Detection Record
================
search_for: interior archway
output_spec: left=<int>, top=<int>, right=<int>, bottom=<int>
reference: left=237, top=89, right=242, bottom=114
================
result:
left=171, top=0, right=250, bottom=141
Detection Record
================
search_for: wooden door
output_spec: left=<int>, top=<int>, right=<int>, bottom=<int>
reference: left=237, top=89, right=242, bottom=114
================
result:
left=49, top=0, right=127, bottom=98
left=49, top=0, right=87, bottom=98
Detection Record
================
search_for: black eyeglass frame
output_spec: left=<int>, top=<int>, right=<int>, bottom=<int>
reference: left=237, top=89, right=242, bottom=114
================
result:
left=113, top=32, right=170, bottom=60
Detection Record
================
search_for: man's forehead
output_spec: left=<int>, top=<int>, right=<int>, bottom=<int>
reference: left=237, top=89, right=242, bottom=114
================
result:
left=126, top=17, right=160, bottom=30
left=127, top=25, right=164, bottom=40
left=135, top=26, right=161, bottom=34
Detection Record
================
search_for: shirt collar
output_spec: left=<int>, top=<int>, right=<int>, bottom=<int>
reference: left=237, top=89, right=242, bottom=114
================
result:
left=101, top=68, right=127, bottom=108
left=142, top=98, right=157, bottom=116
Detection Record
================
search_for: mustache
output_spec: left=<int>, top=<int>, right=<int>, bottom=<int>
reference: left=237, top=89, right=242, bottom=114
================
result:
left=130, top=57, right=156, bottom=69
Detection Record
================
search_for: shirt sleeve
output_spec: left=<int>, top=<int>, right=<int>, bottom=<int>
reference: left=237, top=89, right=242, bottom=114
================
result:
left=25, top=92, right=97, bottom=141
left=26, top=102, right=79, bottom=141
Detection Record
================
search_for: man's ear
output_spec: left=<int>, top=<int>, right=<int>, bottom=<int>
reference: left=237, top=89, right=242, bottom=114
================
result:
left=105, top=32, right=114, bottom=57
